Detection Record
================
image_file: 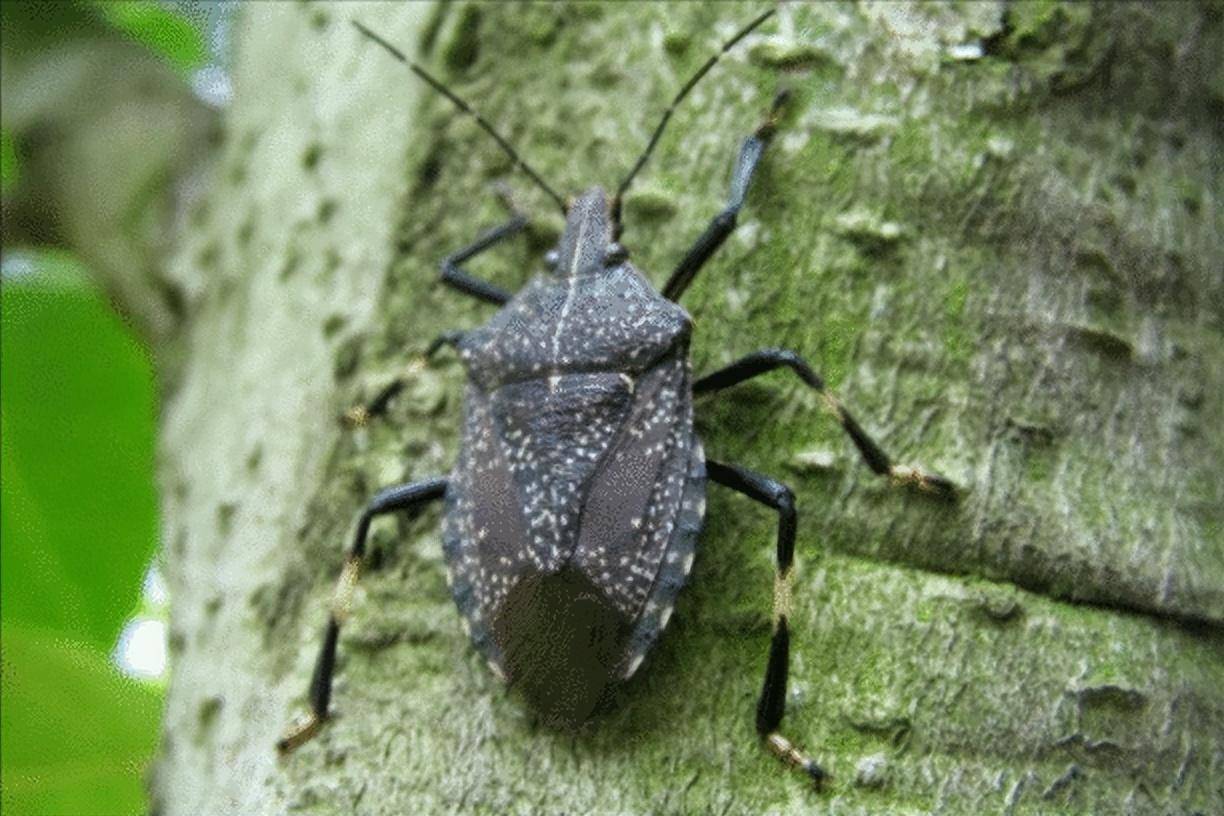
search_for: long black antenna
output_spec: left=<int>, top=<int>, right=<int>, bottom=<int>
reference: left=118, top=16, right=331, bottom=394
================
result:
left=612, top=8, right=775, bottom=229
left=352, top=20, right=567, bottom=213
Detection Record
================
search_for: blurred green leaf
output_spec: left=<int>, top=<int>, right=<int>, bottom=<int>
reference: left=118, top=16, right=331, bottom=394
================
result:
left=1, top=128, right=18, bottom=194
left=93, top=1, right=206, bottom=74
left=0, top=3, right=103, bottom=64
left=0, top=623, right=161, bottom=816
left=1, top=249, right=158, bottom=652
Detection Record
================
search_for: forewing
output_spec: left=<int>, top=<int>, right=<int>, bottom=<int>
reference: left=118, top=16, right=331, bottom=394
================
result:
left=617, top=440, right=706, bottom=678
left=489, top=374, right=632, bottom=567
left=442, top=383, right=536, bottom=671
left=571, top=353, right=694, bottom=620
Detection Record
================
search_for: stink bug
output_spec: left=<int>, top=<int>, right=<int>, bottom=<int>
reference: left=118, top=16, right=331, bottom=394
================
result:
left=278, top=9, right=957, bottom=787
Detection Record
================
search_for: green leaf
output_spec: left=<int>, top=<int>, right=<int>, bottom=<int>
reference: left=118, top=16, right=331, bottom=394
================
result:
left=92, top=1, right=206, bottom=74
left=1, top=249, right=158, bottom=652
left=0, top=623, right=161, bottom=816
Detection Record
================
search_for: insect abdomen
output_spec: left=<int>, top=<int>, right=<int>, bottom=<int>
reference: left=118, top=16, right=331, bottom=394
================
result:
left=492, top=566, right=632, bottom=725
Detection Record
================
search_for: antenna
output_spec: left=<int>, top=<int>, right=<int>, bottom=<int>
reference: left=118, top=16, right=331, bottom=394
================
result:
left=352, top=20, right=567, bottom=213
left=612, top=8, right=775, bottom=232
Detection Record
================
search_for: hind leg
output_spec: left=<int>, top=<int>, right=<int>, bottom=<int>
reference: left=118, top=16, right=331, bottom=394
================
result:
left=707, top=459, right=825, bottom=787
left=277, top=477, right=448, bottom=753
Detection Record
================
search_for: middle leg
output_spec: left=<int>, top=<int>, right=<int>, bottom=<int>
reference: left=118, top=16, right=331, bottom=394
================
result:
left=696, top=349, right=956, bottom=498
left=341, top=330, right=466, bottom=427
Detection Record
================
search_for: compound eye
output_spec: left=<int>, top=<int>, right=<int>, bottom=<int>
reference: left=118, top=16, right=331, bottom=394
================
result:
left=604, top=242, right=629, bottom=266
left=544, top=248, right=560, bottom=270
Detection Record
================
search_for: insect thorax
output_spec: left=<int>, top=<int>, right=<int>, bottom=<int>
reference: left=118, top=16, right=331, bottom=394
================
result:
left=457, top=264, right=691, bottom=392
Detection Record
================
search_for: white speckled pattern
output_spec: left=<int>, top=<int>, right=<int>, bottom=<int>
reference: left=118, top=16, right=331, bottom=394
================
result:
left=440, top=188, right=705, bottom=681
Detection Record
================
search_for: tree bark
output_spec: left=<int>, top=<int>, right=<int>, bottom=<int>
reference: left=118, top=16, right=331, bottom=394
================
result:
left=146, top=3, right=1222, bottom=814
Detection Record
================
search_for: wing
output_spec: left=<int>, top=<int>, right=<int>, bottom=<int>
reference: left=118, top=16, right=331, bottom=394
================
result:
left=441, top=382, right=537, bottom=673
left=444, top=351, right=697, bottom=676
left=616, top=439, right=706, bottom=679
left=443, top=373, right=636, bottom=672
left=570, top=352, right=696, bottom=621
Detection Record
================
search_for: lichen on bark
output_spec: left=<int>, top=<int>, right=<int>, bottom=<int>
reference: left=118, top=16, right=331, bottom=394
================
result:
left=149, top=3, right=1222, bottom=814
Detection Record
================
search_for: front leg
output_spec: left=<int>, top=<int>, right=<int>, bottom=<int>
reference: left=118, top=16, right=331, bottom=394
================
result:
left=696, top=349, right=957, bottom=498
left=439, top=215, right=524, bottom=306
left=660, top=90, right=788, bottom=302
left=436, top=182, right=530, bottom=305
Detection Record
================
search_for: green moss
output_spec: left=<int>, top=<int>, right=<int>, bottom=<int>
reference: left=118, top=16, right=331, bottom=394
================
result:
left=442, top=4, right=481, bottom=72
left=299, top=142, right=322, bottom=172
left=416, top=2, right=447, bottom=55
left=1006, top=1, right=1062, bottom=49
left=283, top=3, right=1224, bottom=813
left=749, top=41, right=832, bottom=71
left=0, top=127, right=18, bottom=194
left=517, top=7, right=561, bottom=47
left=1023, top=449, right=1055, bottom=484
left=813, top=310, right=854, bottom=390
left=622, top=186, right=677, bottom=222
left=814, top=107, right=898, bottom=143
left=834, top=209, right=906, bottom=253
left=942, top=275, right=972, bottom=362
left=662, top=30, right=690, bottom=57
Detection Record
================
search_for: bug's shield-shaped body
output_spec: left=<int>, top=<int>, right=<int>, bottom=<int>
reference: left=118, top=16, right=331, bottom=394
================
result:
left=441, top=188, right=706, bottom=723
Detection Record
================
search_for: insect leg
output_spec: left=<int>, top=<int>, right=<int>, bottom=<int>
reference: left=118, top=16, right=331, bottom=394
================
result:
left=696, top=349, right=957, bottom=499
left=706, top=459, right=825, bottom=788
left=277, top=477, right=448, bottom=754
left=341, top=331, right=466, bottom=427
left=439, top=214, right=526, bottom=306
left=660, top=90, right=788, bottom=302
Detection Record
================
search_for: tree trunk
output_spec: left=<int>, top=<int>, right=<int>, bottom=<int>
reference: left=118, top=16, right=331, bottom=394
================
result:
left=145, top=3, right=1222, bottom=814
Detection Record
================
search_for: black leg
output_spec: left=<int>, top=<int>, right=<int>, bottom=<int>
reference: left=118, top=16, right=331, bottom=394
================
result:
left=660, top=91, right=788, bottom=302
left=696, top=349, right=957, bottom=498
left=341, top=331, right=466, bottom=427
left=440, top=215, right=525, bottom=306
left=707, top=459, right=825, bottom=788
left=277, top=477, right=448, bottom=754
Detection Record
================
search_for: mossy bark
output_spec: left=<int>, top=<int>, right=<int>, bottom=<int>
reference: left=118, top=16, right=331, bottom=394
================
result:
left=149, top=3, right=1223, bottom=814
